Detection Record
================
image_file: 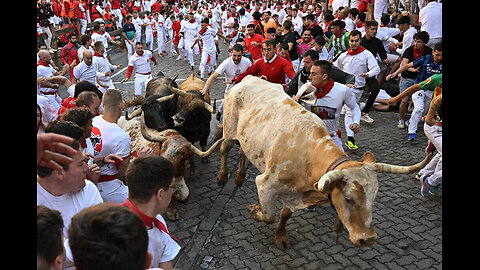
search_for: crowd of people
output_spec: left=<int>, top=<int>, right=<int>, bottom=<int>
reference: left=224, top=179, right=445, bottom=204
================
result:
left=37, top=0, right=442, bottom=269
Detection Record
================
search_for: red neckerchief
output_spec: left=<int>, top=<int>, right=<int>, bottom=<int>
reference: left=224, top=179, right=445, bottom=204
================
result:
left=199, top=24, right=211, bottom=35
left=313, top=78, right=334, bottom=99
left=93, top=52, right=104, bottom=58
left=334, top=29, right=345, bottom=39
left=413, top=45, right=425, bottom=60
left=356, top=21, right=366, bottom=28
left=37, top=61, right=50, bottom=67
left=92, top=30, right=105, bottom=35
left=120, top=198, right=178, bottom=242
left=79, top=138, right=87, bottom=149
left=347, top=45, right=366, bottom=55
left=229, top=30, right=238, bottom=38
left=306, top=22, right=319, bottom=29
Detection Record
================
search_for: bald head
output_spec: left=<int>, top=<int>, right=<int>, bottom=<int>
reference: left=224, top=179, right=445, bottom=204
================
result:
left=83, top=50, right=93, bottom=66
left=38, top=50, right=51, bottom=62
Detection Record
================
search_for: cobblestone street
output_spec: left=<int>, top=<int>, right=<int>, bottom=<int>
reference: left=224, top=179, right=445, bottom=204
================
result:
left=74, top=38, right=442, bottom=269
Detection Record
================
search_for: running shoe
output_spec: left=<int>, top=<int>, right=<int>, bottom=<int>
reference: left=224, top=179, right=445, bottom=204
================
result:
left=408, top=133, right=416, bottom=141
left=415, top=172, right=424, bottom=181
left=420, top=175, right=435, bottom=197
left=397, top=119, right=405, bottom=129
left=361, top=113, right=374, bottom=123
left=345, top=140, right=359, bottom=150
left=176, top=55, right=182, bottom=60
left=429, top=185, right=440, bottom=196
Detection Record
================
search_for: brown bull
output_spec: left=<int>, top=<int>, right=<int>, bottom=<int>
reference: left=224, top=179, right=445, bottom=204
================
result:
left=218, top=76, right=430, bottom=248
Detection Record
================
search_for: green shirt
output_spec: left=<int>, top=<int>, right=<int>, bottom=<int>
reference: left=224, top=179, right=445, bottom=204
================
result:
left=419, top=73, right=442, bottom=102
left=328, top=30, right=350, bottom=58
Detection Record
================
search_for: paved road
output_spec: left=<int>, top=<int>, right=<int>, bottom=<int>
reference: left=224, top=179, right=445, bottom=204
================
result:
left=64, top=37, right=442, bottom=269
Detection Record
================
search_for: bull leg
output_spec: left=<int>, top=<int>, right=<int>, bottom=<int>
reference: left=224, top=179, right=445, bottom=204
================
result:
left=172, top=176, right=189, bottom=203
left=248, top=174, right=276, bottom=224
left=165, top=198, right=180, bottom=221
left=235, top=147, right=247, bottom=187
left=217, top=139, right=235, bottom=186
left=274, top=205, right=293, bottom=249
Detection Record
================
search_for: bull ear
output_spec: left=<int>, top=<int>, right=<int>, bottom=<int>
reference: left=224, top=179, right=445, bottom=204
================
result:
left=361, top=151, right=376, bottom=163
left=314, top=170, right=344, bottom=193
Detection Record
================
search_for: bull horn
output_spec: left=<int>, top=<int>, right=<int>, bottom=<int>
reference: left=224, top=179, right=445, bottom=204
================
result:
left=140, top=113, right=167, bottom=143
left=314, top=170, right=344, bottom=193
left=169, top=86, right=188, bottom=96
left=203, top=100, right=215, bottom=113
left=156, top=94, right=176, bottom=103
left=374, top=152, right=432, bottom=174
left=189, top=138, right=224, bottom=158
left=125, top=106, right=142, bottom=120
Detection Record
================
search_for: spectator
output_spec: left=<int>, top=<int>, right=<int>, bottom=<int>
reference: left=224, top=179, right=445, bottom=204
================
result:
left=121, top=155, right=181, bottom=269
left=37, top=205, right=65, bottom=270
left=334, top=30, right=380, bottom=150
left=37, top=0, right=55, bottom=52
left=68, top=202, right=153, bottom=270
left=232, top=38, right=296, bottom=86
left=91, top=89, right=132, bottom=203
left=244, top=23, right=265, bottom=61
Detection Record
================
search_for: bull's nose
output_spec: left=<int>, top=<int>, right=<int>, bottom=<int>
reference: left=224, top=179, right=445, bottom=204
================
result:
left=355, top=235, right=376, bottom=247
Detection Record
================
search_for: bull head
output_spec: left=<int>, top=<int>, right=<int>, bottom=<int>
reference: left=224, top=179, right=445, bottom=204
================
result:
left=140, top=113, right=223, bottom=158
left=313, top=152, right=431, bottom=247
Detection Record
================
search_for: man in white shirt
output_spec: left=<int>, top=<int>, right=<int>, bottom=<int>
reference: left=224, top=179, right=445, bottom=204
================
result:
left=194, top=18, right=227, bottom=79
left=120, top=43, right=158, bottom=97
left=419, top=0, right=442, bottom=48
left=37, top=50, right=71, bottom=110
left=201, top=44, right=252, bottom=123
left=73, top=50, right=109, bottom=89
left=334, top=30, right=380, bottom=150
left=180, top=13, right=201, bottom=70
left=92, top=41, right=122, bottom=93
left=143, top=12, right=155, bottom=51
left=91, top=89, right=132, bottom=204
left=272, top=3, right=287, bottom=24
left=132, top=11, right=144, bottom=43
left=390, top=15, right=417, bottom=56
left=37, top=138, right=104, bottom=268
left=294, top=60, right=361, bottom=152
left=154, top=10, right=168, bottom=56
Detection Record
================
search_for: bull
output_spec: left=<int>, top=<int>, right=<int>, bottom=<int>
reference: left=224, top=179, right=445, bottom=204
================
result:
left=118, top=113, right=223, bottom=220
left=125, top=74, right=214, bottom=154
left=217, top=76, right=431, bottom=248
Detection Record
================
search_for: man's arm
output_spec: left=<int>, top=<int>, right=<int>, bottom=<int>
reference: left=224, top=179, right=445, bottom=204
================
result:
left=425, top=94, right=442, bottom=126
left=387, top=83, right=422, bottom=106
left=201, top=71, right=220, bottom=95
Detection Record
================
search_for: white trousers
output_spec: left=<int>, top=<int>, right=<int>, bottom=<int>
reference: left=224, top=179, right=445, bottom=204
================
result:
left=145, top=30, right=154, bottom=51
left=200, top=50, right=216, bottom=79
left=97, top=179, right=129, bottom=204
left=134, top=73, right=152, bottom=96
left=156, top=29, right=166, bottom=53
left=344, top=88, right=363, bottom=138
left=125, top=40, right=134, bottom=60
left=112, top=9, right=123, bottom=28
left=421, top=123, right=442, bottom=186
left=408, top=90, right=433, bottom=134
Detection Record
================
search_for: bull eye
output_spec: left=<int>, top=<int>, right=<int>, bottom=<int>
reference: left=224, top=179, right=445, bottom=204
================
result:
left=345, top=197, right=353, bottom=204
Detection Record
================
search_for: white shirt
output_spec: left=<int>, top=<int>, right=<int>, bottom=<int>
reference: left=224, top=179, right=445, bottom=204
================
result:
left=334, top=49, right=381, bottom=89
left=37, top=94, right=58, bottom=126
left=91, top=115, right=131, bottom=176
left=93, top=54, right=117, bottom=83
left=198, top=26, right=218, bottom=52
left=132, top=16, right=144, bottom=32
left=73, top=61, right=100, bottom=85
left=215, top=56, right=252, bottom=92
left=37, top=64, right=57, bottom=94
left=128, top=50, right=154, bottom=75
left=91, top=31, right=111, bottom=50
left=147, top=214, right=181, bottom=267
left=223, top=16, right=235, bottom=36
left=77, top=45, right=95, bottom=61
left=419, top=1, right=442, bottom=39
left=396, top=26, right=417, bottom=55
left=181, top=21, right=200, bottom=42
left=37, top=180, right=103, bottom=237
left=296, top=81, right=361, bottom=135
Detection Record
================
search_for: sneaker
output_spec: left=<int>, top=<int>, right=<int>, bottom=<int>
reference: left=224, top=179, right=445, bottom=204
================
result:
left=190, top=65, right=194, bottom=71
left=408, top=133, right=416, bottom=141
left=361, top=113, right=374, bottom=123
left=359, top=102, right=366, bottom=110
left=405, top=119, right=410, bottom=127
left=429, top=185, right=440, bottom=196
left=420, top=175, right=434, bottom=197
left=415, top=172, right=424, bottom=182
left=345, top=140, right=359, bottom=150
left=176, top=55, right=182, bottom=60
left=397, top=119, right=405, bottom=129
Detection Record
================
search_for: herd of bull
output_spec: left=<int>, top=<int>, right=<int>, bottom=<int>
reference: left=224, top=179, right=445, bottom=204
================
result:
left=118, top=74, right=431, bottom=248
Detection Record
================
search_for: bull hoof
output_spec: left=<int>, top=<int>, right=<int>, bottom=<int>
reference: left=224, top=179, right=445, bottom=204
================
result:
left=247, top=204, right=264, bottom=222
left=217, top=171, right=228, bottom=186
left=274, top=233, right=290, bottom=249
left=166, top=208, right=180, bottom=221
left=173, top=193, right=189, bottom=203
left=235, top=172, right=246, bottom=187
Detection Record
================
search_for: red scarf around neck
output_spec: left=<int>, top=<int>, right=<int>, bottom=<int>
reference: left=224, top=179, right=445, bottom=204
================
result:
left=313, top=78, right=334, bottom=99
left=199, top=24, right=212, bottom=35
left=413, top=45, right=425, bottom=60
left=93, top=52, right=104, bottom=58
left=120, top=198, right=178, bottom=242
left=347, top=45, right=366, bottom=55
left=37, top=61, right=50, bottom=67
left=307, top=22, right=319, bottom=29
left=334, top=29, right=345, bottom=39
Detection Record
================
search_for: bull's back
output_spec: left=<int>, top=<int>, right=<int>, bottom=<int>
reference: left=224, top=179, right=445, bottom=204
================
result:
left=224, top=76, right=340, bottom=174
